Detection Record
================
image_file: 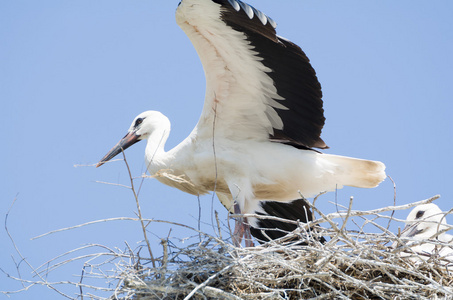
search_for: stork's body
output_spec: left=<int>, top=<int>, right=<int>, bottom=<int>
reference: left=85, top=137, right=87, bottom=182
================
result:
left=97, top=0, right=386, bottom=246
left=142, top=111, right=383, bottom=215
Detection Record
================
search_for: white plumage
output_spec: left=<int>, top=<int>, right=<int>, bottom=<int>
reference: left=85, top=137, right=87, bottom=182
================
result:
left=396, top=203, right=453, bottom=264
left=97, top=0, right=386, bottom=246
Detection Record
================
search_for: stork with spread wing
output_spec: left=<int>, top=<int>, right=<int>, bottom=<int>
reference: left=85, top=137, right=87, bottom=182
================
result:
left=97, top=0, right=386, bottom=247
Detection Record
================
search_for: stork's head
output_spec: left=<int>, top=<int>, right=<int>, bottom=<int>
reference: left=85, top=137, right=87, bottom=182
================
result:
left=401, top=203, right=448, bottom=240
left=96, top=111, right=169, bottom=167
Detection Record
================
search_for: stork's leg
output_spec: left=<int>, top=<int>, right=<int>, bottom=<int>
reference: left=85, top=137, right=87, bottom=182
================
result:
left=243, top=220, right=255, bottom=247
left=227, top=180, right=255, bottom=247
left=232, top=202, right=255, bottom=247
left=232, top=202, right=244, bottom=247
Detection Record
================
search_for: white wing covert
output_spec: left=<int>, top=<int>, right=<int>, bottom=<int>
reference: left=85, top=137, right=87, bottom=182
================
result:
left=176, top=0, right=327, bottom=149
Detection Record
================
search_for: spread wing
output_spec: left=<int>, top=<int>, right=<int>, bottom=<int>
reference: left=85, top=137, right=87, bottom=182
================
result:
left=176, top=0, right=327, bottom=149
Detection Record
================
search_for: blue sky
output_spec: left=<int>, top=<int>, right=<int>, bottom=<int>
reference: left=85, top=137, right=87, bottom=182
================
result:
left=1, top=1, right=453, bottom=299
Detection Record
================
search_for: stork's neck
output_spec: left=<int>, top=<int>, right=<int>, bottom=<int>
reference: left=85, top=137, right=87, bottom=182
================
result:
left=144, top=125, right=171, bottom=170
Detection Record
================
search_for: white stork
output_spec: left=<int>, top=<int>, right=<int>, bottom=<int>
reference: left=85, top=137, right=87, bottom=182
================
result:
left=396, top=203, right=453, bottom=263
left=97, top=0, right=386, bottom=247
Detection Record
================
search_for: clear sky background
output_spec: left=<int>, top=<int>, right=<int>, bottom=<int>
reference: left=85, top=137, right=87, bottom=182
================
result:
left=1, top=1, right=452, bottom=299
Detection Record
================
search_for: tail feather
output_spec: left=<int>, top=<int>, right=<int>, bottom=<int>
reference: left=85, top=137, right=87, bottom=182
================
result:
left=323, top=154, right=386, bottom=188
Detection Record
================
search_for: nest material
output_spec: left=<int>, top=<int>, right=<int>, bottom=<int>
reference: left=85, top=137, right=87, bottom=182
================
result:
left=113, top=197, right=453, bottom=300
left=7, top=194, right=451, bottom=299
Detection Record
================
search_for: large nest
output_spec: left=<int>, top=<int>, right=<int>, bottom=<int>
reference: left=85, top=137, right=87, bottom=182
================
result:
left=110, top=196, right=453, bottom=300
left=4, top=195, right=452, bottom=299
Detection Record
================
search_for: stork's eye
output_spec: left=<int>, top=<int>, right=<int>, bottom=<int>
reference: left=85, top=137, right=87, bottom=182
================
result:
left=135, top=118, right=144, bottom=127
left=415, top=210, right=425, bottom=219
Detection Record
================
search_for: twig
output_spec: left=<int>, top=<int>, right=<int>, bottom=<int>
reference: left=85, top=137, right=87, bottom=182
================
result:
left=79, top=265, right=85, bottom=300
left=32, top=217, right=141, bottom=240
left=160, top=238, right=168, bottom=279
left=121, top=150, right=157, bottom=269
left=4, top=197, right=74, bottom=299
left=215, top=210, right=223, bottom=240
left=386, top=175, right=397, bottom=232
left=94, top=181, right=131, bottom=189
